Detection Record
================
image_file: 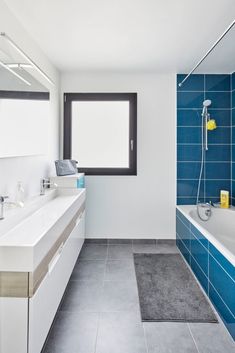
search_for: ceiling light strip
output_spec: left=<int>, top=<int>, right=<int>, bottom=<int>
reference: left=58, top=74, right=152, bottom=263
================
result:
left=0, top=60, right=31, bottom=86
left=0, top=32, right=55, bottom=86
left=178, top=20, right=235, bottom=87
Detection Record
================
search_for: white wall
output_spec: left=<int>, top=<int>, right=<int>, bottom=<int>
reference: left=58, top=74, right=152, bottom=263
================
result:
left=0, top=1, right=60, bottom=200
left=61, top=73, right=176, bottom=239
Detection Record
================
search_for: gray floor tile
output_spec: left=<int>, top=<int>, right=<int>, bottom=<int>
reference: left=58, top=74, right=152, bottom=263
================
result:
left=108, top=244, right=133, bottom=259
left=133, top=244, right=158, bottom=253
left=105, top=260, right=136, bottom=281
left=155, top=243, right=179, bottom=253
left=79, top=244, right=107, bottom=260
left=60, top=280, right=103, bottom=312
left=100, top=280, right=139, bottom=311
left=133, top=239, right=156, bottom=245
left=96, top=311, right=147, bottom=353
left=144, top=322, right=198, bottom=353
left=85, top=238, right=108, bottom=244
left=189, top=323, right=235, bottom=353
left=71, top=260, right=106, bottom=281
left=108, top=239, right=133, bottom=244
left=43, top=311, right=98, bottom=353
left=156, top=239, right=176, bottom=245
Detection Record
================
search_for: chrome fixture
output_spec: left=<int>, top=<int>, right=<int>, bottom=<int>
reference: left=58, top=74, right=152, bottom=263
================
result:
left=196, top=202, right=212, bottom=222
left=40, top=178, right=57, bottom=196
left=178, top=20, right=235, bottom=87
left=0, top=32, right=55, bottom=86
left=196, top=100, right=217, bottom=221
left=0, top=195, right=9, bottom=220
left=202, top=99, right=212, bottom=151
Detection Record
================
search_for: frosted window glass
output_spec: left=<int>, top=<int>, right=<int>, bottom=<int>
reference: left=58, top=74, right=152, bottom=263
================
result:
left=0, top=99, right=49, bottom=158
left=71, top=101, right=129, bottom=168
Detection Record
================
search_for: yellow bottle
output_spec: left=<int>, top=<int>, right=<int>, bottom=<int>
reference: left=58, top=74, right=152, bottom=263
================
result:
left=220, top=190, right=229, bottom=209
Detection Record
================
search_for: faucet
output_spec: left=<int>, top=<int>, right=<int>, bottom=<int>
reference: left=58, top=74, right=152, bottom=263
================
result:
left=0, top=195, right=9, bottom=220
left=40, top=178, right=57, bottom=196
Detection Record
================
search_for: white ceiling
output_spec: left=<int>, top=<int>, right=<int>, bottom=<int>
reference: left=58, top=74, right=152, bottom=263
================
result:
left=3, top=0, right=235, bottom=73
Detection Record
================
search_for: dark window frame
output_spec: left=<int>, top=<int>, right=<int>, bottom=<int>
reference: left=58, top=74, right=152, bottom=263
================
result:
left=0, top=90, right=49, bottom=100
left=63, top=92, right=137, bottom=176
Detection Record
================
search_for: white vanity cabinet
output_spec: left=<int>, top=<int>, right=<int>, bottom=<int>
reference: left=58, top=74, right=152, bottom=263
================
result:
left=28, top=210, right=85, bottom=353
left=0, top=189, right=86, bottom=353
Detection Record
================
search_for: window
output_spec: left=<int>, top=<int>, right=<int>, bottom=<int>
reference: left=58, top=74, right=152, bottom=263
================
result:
left=64, top=93, right=137, bottom=175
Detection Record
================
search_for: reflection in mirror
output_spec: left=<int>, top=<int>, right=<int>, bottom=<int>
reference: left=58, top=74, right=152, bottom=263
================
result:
left=0, top=34, right=50, bottom=158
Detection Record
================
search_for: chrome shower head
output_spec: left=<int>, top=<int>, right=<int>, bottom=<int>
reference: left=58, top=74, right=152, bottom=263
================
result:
left=202, top=100, right=212, bottom=116
left=203, top=99, right=212, bottom=107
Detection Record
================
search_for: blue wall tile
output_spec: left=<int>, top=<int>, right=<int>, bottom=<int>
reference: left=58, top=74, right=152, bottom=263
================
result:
left=209, top=109, right=230, bottom=126
left=209, top=243, right=235, bottom=280
left=177, top=237, right=191, bottom=264
left=232, top=127, right=235, bottom=144
left=177, top=179, right=204, bottom=197
left=176, top=216, right=191, bottom=250
left=205, top=74, right=230, bottom=92
left=177, top=197, right=197, bottom=205
left=177, top=73, right=231, bottom=204
left=232, top=108, right=235, bottom=126
left=191, top=256, right=208, bottom=293
left=205, top=179, right=231, bottom=197
left=207, top=127, right=231, bottom=145
left=176, top=209, right=235, bottom=340
left=209, top=284, right=235, bottom=340
left=177, top=92, right=204, bottom=109
left=176, top=209, right=190, bottom=228
left=177, top=162, right=202, bottom=179
left=209, top=255, right=235, bottom=316
left=177, top=145, right=201, bottom=161
left=232, top=90, right=235, bottom=109
left=191, top=224, right=208, bottom=249
left=205, top=92, right=230, bottom=109
left=177, top=109, right=200, bottom=126
left=232, top=72, right=235, bottom=91
left=232, top=181, right=235, bottom=199
left=177, top=74, right=204, bottom=91
left=191, top=234, right=208, bottom=276
left=177, top=127, right=201, bottom=144
left=205, top=145, right=231, bottom=162
left=205, top=162, right=231, bottom=180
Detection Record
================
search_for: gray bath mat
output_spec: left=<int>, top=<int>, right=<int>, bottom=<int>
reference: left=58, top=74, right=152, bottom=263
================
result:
left=133, top=254, right=218, bottom=323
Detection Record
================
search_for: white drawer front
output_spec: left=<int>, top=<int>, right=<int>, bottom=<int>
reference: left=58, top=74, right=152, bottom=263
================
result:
left=28, top=212, right=85, bottom=353
left=0, top=298, right=28, bottom=353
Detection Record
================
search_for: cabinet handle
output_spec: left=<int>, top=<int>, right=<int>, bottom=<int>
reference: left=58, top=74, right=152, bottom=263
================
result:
left=48, top=243, right=63, bottom=273
left=75, top=211, right=84, bottom=226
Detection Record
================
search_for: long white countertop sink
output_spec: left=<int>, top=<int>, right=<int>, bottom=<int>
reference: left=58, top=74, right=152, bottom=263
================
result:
left=0, top=188, right=85, bottom=272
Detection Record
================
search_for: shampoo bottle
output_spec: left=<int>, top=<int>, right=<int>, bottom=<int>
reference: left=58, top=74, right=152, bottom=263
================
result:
left=220, top=190, right=229, bottom=209
left=16, top=181, right=25, bottom=207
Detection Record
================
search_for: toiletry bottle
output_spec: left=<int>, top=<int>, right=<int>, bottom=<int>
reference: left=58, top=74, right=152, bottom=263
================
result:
left=16, top=181, right=25, bottom=207
left=220, top=190, right=229, bottom=209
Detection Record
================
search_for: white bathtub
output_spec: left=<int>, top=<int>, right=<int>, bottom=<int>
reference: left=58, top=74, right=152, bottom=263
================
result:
left=176, top=205, right=235, bottom=266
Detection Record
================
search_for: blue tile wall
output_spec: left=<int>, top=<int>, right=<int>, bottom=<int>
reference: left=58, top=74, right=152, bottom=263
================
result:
left=177, top=74, right=232, bottom=205
left=232, top=72, right=235, bottom=206
left=176, top=209, right=235, bottom=340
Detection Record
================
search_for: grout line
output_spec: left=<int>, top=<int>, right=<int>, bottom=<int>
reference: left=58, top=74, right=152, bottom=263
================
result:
left=94, top=240, right=109, bottom=353
left=142, top=322, right=150, bottom=353
left=187, top=323, right=201, bottom=353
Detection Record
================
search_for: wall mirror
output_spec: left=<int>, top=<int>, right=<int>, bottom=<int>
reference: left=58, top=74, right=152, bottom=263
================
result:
left=0, top=33, right=51, bottom=158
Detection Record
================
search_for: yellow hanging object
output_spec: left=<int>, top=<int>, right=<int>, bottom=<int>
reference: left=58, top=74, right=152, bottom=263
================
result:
left=207, top=119, right=217, bottom=130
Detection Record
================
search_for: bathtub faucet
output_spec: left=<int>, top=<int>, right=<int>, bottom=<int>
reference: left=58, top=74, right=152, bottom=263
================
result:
left=196, top=202, right=212, bottom=221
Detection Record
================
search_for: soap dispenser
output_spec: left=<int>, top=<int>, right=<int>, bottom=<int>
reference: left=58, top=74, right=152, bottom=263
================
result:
left=16, top=181, right=25, bottom=207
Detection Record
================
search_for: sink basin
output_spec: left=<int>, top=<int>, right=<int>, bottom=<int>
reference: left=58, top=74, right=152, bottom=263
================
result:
left=0, top=188, right=85, bottom=272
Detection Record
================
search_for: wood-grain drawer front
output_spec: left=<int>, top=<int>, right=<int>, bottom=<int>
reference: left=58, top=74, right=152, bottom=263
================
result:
left=28, top=215, right=85, bottom=353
